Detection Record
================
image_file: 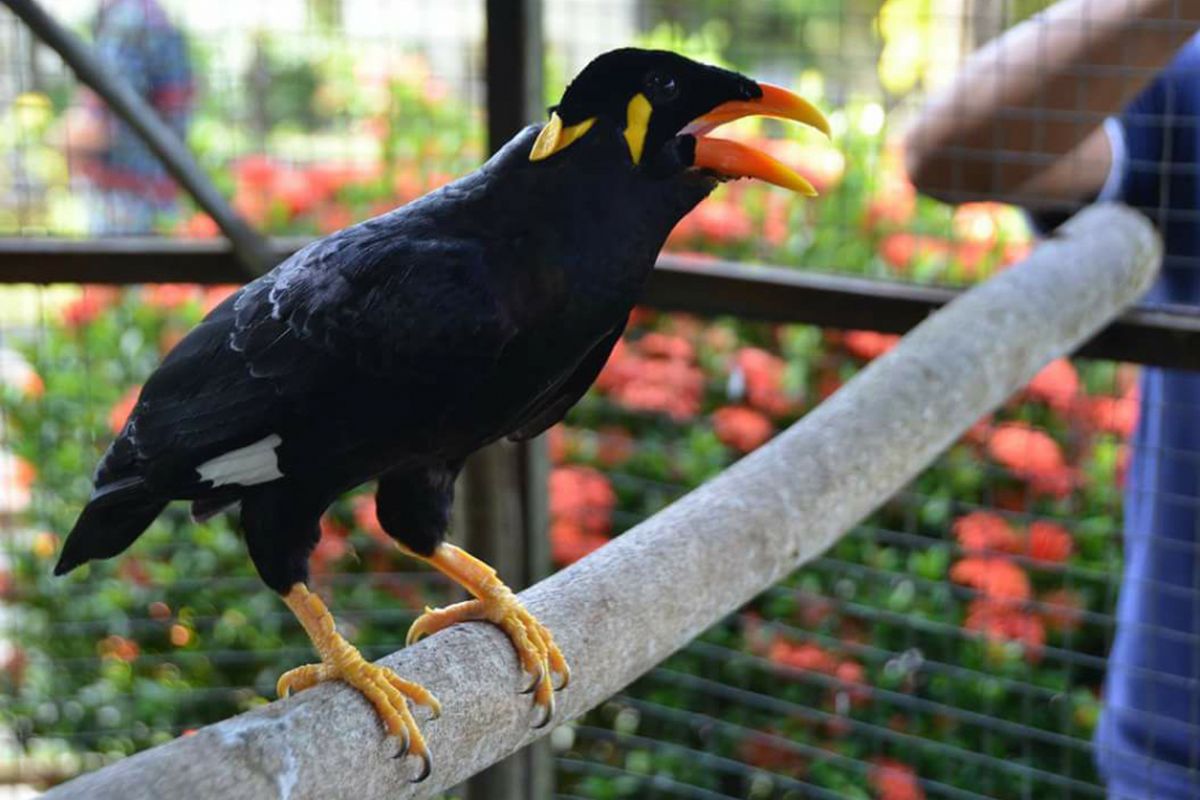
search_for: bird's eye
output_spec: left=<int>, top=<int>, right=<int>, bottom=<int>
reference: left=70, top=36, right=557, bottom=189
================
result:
left=643, top=71, right=679, bottom=104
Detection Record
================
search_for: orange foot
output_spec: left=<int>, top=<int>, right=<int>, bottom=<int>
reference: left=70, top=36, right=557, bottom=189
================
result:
left=404, top=544, right=569, bottom=726
left=279, top=583, right=441, bottom=780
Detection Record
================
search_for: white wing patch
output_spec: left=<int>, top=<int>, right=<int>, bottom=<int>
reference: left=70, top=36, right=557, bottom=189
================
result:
left=196, top=434, right=284, bottom=488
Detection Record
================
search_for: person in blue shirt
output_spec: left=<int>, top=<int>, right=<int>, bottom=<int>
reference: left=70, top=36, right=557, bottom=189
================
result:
left=66, top=0, right=193, bottom=234
left=906, top=2, right=1200, bottom=796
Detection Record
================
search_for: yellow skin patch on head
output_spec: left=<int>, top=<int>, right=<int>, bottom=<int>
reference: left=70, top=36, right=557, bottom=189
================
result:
left=529, top=113, right=596, bottom=161
left=623, top=93, right=652, bottom=164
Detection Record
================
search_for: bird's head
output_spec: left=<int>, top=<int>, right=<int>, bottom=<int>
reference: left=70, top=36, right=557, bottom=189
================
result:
left=529, top=48, right=830, bottom=195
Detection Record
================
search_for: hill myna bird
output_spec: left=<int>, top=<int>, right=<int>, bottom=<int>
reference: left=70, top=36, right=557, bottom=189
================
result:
left=55, top=48, right=828, bottom=779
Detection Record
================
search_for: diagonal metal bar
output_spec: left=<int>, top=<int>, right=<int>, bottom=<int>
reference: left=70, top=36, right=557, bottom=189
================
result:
left=4, top=0, right=274, bottom=276
left=37, top=202, right=1159, bottom=799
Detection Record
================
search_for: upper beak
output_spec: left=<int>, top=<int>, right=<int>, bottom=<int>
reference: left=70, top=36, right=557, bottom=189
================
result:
left=685, top=83, right=830, bottom=195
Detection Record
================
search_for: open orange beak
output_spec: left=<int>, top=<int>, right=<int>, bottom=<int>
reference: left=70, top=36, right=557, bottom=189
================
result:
left=686, top=83, right=830, bottom=195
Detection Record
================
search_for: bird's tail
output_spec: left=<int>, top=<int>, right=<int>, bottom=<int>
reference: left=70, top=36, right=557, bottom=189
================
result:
left=54, top=479, right=167, bottom=575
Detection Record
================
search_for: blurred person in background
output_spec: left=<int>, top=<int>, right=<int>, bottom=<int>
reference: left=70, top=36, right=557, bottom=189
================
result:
left=65, top=0, right=193, bottom=234
left=905, top=1, right=1200, bottom=797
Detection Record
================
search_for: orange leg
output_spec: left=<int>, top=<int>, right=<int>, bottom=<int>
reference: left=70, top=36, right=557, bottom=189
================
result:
left=277, top=583, right=440, bottom=780
left=403, top=543, right=569, bottom=727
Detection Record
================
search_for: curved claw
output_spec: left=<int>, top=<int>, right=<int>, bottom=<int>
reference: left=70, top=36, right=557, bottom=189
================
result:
left=553, top=667, right=571, bottom=691
left=411, top=749, right=433, bottom=783
left=393, top=728, right=411, bottom=760
left=520, top=666, right=544, bottom=695
left=532, top=691, right=555, bottom=730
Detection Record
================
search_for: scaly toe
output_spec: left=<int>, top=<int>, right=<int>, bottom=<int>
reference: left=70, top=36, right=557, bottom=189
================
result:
left=276, top=662, right=337, bottom=697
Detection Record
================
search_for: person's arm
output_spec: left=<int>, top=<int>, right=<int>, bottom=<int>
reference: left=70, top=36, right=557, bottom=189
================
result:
left=904, top=0, right=1200, bottom=209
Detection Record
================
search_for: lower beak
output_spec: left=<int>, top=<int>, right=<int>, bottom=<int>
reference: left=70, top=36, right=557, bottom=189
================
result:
left=687, top=83, right=830, bottom=194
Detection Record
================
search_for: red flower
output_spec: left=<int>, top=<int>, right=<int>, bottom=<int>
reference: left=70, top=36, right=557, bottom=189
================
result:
left=351, top=494, right=395, bottom=548
left=595, top=426, right=635, bottom=468
left=596, top=337, right=705, bottom=421
left=964, top=598, right=1046, bottom=656
left=178, top=212, right=219, bottom=238
left=1026, top=520, right=1073, bottom=563
left=143, top=284, right=202, bottom=310
left=1086, top=394, right=1138, bottom=439
left=878, top=233, right=949, bottom=274
left=843, top=330, right=900, bottom=361
left=63, top=285, right=120, bottom=328
left=952, top=512, right=1022, bottom=555
left=1024, top=359, right=1079, bottom=413
left=950, top=557, right=1031, bottom=601
left=1040, top=588, right=1085, bottom=633
left=547, top=424, right=568, bottom=465
left=732, top=347, right=794, bottom=416
left=737, top=729, right=806, bottom=776
left=986, top=423, right=1075, bottom=497
left=550, top=519, right=607, bottom=566
left=109, top=385, right=141, bottom=434
left=834, top=659, right=871, bottom=706
left=767, top=638, right=838, bottom=674
left=98, top=634, right=140, bottom=663
left=862, top=171, right=917, bottom=232
left=202, top=285, right=241, bottom=315
left=311, top=516, right=351, bottom=576
left=712, top=406, right=774, bottom=453
left=638, top=332, right=694, bottom=362
left=549, top=466, right=615, bottom=536
left=869, top=757, right=925, bottom=800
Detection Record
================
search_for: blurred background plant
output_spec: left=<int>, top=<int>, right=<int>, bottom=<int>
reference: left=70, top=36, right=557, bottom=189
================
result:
left=0, top=0, right=1137, bottom=798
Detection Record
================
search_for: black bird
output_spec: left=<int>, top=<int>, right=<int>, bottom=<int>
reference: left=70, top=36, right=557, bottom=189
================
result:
left=55, top=48, right=828, bottom=778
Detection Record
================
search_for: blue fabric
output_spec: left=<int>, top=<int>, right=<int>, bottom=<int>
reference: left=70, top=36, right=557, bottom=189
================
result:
left=84, top=0, right=192, bottom=231
left=1092, top=37, right=1200, bottom=799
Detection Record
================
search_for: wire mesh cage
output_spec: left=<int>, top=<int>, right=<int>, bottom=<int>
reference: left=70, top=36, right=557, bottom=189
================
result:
left=0, top=0, right=1196, bottom=798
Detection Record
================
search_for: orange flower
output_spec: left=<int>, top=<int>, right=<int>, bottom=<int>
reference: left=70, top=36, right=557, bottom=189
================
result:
left=878, top=233, right=949, bottom=274
left=549, top=466, right=615, bottom=536
left=547, top=424, right=568, bottom=465
left=63, top=285, right=120, bottom=328
left=869, top=757, right=925, bottom=800
left=178, top=212, right=219, bottom=238
left=712, top=406, right=774, bottom=453
left=1040, top=588, right=1085, bottom=633
left=595, top=426, right=635, bottom=468
left=737, top=728, right=806, bottom=776
left=351, top=494, right=394, bottom=548
left=550, top=519, right=607, bottom=566
left=834, top=659, right=871, bottom=706
left=1026, top=520, right=1073, bottom=563
left=862, top=170, right=917, bottom=231
left=143, top=284, right=202, bottom=310
left=986, top=423, right=1075, bottom=498
left=1086, top=394, right=1138, bottom=439
left=952, top=511, right=1022, bottom=555
left=638, top=332, right=694, bottom=362
left=109, top=385, right=141, bottom=434
left=98, top=634, right=140, bottom=663
left=767, top=638, right=839, bottom=674
left=202, top=285, right=241, bottom=315
left=843, top=330, right=900, bottom=361
left=311, top=516, right=351, bottom=576
left=1024, top=359, right=1079, bottom=413
left=964, top=598, right=1046, bottom=656
left=950, top=557, right=1031, bottom=601
left=732, top=347, right=794, bottom=417
left=597, top=338, right=705, bottom=421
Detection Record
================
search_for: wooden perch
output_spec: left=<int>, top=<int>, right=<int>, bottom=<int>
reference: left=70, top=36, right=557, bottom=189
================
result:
left=41, top=204, right=1159, bottom=799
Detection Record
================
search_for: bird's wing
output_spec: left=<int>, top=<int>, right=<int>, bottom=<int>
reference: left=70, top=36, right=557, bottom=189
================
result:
left=507, top=323, right=625, bottom=441
left=99, top=218, right=519, bottom=495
